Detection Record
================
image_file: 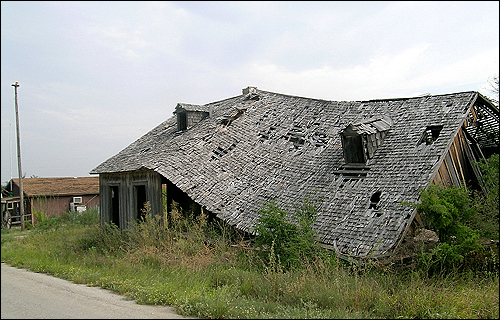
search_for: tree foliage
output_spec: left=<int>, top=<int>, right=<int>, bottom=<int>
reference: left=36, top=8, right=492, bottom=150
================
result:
left=416, top=184, right=476, bottom=242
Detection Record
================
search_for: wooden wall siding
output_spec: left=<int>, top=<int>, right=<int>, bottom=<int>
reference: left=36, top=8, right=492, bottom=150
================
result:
left=91, top=88, right=498, bottom=258
left=28, top=194, right=99, bottom=217
left=99, top=170, right=162, bottom=230
left=432, top=126, right=484, bottom=190
left=6, top=177, right=100, bottom=218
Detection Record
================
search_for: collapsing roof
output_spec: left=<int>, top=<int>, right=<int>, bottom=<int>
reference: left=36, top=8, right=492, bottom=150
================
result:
left=91, top=87, right=499, bottom=258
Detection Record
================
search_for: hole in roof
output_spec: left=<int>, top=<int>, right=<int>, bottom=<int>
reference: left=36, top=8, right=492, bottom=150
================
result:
left=443, top=102, right=452, bottom=113
left=369, top=191, right=382, bottom=209
left=209, top=142, right=239, bottom=161
left=419, top=125, right=443, bottom=145
left=221, top=109, right=246, bottom=127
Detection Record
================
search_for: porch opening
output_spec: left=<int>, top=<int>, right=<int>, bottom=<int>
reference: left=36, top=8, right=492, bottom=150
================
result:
left=111, top=186, right=120, bottom=229
left=135, top=185, right=147, bottom=221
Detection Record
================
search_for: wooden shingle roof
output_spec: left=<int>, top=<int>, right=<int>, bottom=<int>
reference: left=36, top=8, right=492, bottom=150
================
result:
left=91, top=88, right=498, bottom=257
left=175, top=103, right=210, bottom=113
left=11, top=177, right=99, bottom=197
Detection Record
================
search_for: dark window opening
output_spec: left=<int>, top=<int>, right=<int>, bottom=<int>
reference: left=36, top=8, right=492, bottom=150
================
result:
left=369, top=191, right=382, bottom=209
left=165, top=179, right=207, bottom=223
left=177, top=112, right=187, bottom=131
left=111, top=186, right=120, bottom=229
left=342, top=135, right=365, bottom=163
left=135, top=185, right=147, bottom=221
left=419, top=125, right=443, bottom=145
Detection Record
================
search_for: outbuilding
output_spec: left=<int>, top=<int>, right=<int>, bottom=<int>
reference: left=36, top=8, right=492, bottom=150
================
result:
left=3, top=177, right=100, bottom=226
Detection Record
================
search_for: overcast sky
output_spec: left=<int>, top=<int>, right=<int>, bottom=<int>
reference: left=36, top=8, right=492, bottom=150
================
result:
left=1, top=1, right=499, bottom=185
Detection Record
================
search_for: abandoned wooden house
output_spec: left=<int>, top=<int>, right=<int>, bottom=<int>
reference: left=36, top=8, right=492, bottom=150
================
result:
left=4, top=177, right=100, bottom=224
left=90, top=87, right=499, bottom=258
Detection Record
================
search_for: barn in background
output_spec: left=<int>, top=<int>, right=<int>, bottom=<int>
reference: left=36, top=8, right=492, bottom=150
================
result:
left=3, top=177, right=100, bottom=225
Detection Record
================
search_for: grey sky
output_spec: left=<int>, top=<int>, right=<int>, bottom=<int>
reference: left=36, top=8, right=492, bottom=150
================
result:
left=1, top=1, right=499, bottom=185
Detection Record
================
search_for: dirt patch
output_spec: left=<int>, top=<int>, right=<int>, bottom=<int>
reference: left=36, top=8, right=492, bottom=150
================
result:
left=374, top=228, right=439, bottom=269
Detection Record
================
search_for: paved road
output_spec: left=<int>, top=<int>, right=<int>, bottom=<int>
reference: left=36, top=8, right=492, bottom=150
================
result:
left=1, top=263, right=195, bottom=319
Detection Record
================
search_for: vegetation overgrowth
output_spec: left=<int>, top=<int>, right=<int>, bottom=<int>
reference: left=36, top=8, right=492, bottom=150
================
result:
left=405, top=154, right=499, bottom=277
left=1, top=155, right=498, bottom=319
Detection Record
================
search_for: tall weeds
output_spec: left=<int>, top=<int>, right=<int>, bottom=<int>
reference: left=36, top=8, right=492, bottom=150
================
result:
left=1, top=197, right=498, bottom=319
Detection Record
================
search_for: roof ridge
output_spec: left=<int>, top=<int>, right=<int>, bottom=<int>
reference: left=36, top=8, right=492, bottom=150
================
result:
left=246, top=88, right=479, bottom=104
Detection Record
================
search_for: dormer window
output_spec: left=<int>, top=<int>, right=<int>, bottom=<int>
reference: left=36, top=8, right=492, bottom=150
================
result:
left=174, top=103, right=210, bottom=132
left=341, top=115, right=393, bottom=164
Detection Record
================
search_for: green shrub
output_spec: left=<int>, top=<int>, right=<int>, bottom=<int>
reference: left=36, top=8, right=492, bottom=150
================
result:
left=74, top=222, right=123, bottom=256
left=416, top=184, right=476, bottom=242
left=410, top=165, right=499, bottom=275
left=414, top=184, right=483, bottom=273
left=32, top=210, right=64, bottom=231
left=68, top=206, right=100, bottom=226
left=253, top=197, right=320, bottom=271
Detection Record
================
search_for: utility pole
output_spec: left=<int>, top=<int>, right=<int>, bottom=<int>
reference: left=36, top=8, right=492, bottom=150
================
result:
left=10, top=123, right=13, bottom=196
left=12, top=81, right=25, bottom=231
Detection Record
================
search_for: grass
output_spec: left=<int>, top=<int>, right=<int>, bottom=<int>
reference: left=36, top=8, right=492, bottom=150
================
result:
left=1, top=206, right=498, bottom=319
